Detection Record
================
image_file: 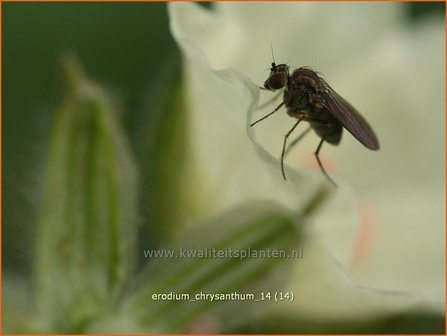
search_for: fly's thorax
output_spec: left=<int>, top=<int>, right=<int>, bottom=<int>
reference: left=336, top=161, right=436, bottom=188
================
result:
left=284, top=82, right=310, bottom=111
left=285, top=68, right=328, bottom=112
left=290, top=67, right=326, bottom=91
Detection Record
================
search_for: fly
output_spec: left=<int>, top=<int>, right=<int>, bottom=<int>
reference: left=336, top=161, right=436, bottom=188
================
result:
left=250, top=62, right=379, bottom=186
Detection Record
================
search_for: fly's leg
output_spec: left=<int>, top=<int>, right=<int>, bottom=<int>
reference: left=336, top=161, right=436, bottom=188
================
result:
left=250, top=101, right=285, bottom=127
left=282, top=115, right=337, bottom=186
left=281, top=116, right=305, bottom=180
left=314, top=134, right=337, bottom=187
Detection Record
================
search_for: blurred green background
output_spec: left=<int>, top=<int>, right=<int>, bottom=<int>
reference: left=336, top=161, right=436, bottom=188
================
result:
left=2, top=0, right=444, bottom=296
left=3, top=3, right=181, bottom=276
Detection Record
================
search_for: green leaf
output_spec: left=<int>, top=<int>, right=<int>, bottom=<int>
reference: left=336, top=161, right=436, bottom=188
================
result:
left=233, top=309, right=446, bottom=334
left=134, top=54, right=194, bottom=244
left=93, top=191, right=328, bottom=334
left=34, top=56, right=138, bottom=332
left=3, top=275, right=49, bottom=334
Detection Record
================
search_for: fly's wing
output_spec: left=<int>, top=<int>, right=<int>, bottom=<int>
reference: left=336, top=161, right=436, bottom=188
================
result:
left=321, top=82, right=379, bottom=150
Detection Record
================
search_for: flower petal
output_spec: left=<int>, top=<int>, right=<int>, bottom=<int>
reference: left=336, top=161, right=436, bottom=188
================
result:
left=168, top=2, right=444, bottom=323
left=170, top=5, right=333, bottom=226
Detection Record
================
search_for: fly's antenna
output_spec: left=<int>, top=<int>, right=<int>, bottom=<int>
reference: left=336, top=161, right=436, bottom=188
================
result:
left=270, top=42, right=276, bottom=64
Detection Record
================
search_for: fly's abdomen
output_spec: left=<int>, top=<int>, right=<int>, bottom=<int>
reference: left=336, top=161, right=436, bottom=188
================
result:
left=311, top=121, right=343, bottom=145
left=309, top=107, right=343, bottom=145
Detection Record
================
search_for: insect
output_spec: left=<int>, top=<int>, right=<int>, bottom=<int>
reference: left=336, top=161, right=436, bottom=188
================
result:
left=250, top=61, right=379, bottom=186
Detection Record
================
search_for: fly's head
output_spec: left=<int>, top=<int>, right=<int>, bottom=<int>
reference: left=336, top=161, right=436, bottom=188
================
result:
left=263, top=62, right=289, bottom=91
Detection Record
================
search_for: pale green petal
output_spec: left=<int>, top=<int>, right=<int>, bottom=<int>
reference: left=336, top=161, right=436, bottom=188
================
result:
left=169, top=2, right=402, bottom=77
left=351, top=187, right=444, bottom=301
left=168, top=1, right=444, bottom=321
left=169, top=3, right=405, bottom=158
left=332, top=20, right=445, bottom=301
left=170, top=5, right=334, bottom=226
